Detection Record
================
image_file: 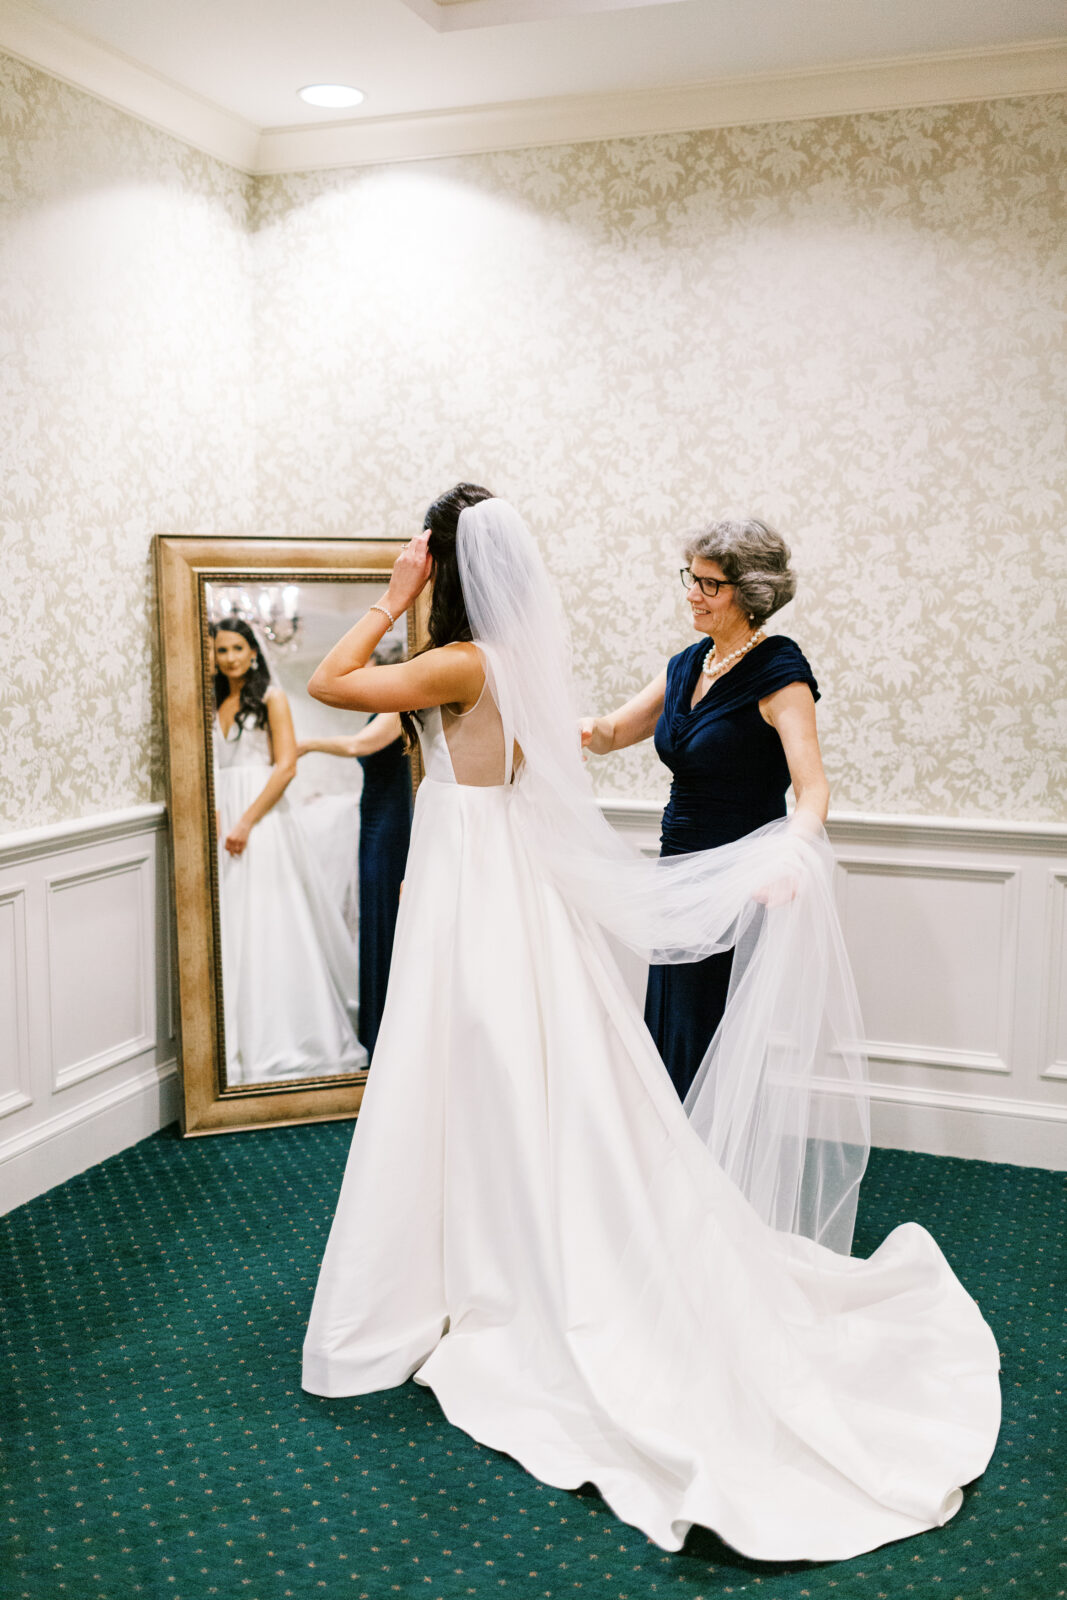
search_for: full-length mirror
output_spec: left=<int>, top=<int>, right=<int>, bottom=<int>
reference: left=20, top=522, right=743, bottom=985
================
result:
left=156, top=538, right=427, bottom=1136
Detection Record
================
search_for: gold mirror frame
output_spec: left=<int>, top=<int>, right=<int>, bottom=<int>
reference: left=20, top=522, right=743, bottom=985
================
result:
left=155, top=535, right=428, bottom=1137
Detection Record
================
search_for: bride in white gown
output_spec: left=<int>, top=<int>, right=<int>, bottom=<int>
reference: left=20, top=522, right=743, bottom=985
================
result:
left=212, top=619, right=367, bottom=1084
left=300, top=486, right=1000, bottom=1560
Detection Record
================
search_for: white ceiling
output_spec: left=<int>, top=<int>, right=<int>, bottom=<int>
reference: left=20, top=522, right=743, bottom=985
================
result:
left=15, top=0, right=1067, bottom=128
left=2, top=0, right=1065, bottom=171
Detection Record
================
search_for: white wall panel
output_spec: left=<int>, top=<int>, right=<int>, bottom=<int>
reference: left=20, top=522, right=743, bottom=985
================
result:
left=834, top=860, right=1019, bottom=1076
left=0, top=800, right=1064, bottom=1215
left=0, top=806, right=176, bottom=1215
left=46, top=854, right=154, bottom=1089
left=603, top=800, right=1067, bottom=1170
left=0, top=887, right=32, bottom=1120
left=1041, top=872, right=1067, bottom=1083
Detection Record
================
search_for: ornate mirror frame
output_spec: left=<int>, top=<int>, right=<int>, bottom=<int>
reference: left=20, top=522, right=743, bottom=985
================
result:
left=155, top=535, right=428, bottom=1137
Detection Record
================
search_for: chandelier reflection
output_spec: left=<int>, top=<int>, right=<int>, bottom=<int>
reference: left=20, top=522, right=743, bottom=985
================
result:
left=207, top=583, right=303, bottom=652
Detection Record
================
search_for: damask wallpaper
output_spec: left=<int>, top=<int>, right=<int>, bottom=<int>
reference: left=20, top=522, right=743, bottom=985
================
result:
left=2, top=49, right=1064, bottom=830
left=252, top=95, right=1067, bottom=821
left=0, top=54, right=255, bottom=830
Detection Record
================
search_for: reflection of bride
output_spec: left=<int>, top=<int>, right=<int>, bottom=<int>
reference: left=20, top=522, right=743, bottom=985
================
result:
left=300, top=490, right=1000, bottom=1561
left=211, top=618, right=367, bottom=1084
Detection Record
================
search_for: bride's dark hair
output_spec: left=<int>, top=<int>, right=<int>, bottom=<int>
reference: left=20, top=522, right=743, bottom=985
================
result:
left=400, top=481, right=494, bottom=748
left=423, top=482, right=495, bottom=646
left=211, top=617, right=271, bottom=733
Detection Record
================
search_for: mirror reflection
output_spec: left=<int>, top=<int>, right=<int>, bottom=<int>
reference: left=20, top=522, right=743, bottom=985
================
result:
left=206, top=578, right=413, bottom=1089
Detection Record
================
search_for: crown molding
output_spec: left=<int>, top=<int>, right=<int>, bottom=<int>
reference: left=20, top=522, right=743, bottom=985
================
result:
left=0, top=0, right=260, bottom=170
left=2, top=0, right=1065, bottom=178
left=256, top=38, right=1067, bottom=173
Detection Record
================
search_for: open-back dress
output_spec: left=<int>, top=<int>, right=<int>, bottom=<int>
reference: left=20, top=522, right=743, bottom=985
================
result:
left=301, top=669, right=1000, bottom=1560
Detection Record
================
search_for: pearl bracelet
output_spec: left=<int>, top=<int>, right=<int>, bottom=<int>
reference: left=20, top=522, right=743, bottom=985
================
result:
left=368, top=602, right=396, bottom=627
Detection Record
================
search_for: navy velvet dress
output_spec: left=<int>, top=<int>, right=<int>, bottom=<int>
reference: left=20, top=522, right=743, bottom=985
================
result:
left=644, top=635, right=819, bottom=1100
left=357, top=727, right=413, bottom=1059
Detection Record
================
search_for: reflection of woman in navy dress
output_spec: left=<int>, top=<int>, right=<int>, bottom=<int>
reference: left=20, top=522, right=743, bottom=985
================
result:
left=581, top=518, right=829, bottom=1100
left=355, top=720, right=413, bottom=1056
left=298, top=710, right=413, bottom=1058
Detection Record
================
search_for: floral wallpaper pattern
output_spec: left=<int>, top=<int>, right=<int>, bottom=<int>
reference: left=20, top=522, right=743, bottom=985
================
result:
left=252, top=94, right=1067, bottom=821
left=0, top=54, right=255, bottom=830
left=2, top=50, right=1064, bottom=829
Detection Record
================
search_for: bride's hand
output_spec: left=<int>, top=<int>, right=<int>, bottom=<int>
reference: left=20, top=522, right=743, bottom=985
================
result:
left=385, top=531, right=433, bottom=614
left=224, top=818, right=252, bottom=857
left=578, top=718, right=595, bottom=762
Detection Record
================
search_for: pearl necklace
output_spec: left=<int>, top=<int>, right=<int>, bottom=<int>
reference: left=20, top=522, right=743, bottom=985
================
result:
left=702, top=627, right=766, bottom=679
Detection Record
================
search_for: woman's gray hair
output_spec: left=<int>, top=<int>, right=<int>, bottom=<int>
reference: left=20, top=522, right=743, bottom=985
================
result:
left=683, top=518, right=796, bottom=626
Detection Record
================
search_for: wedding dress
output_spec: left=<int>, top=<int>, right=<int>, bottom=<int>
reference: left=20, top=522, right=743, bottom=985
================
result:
left=301, top=504, right=1000, bottom=1560
left=214, top=710, right=367, bottom=1083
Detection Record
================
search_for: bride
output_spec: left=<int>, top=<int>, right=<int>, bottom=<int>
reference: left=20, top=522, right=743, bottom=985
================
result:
left=300, top=484, right=1000, bottom=1560
left=211, top=617, right=367, bottom=1084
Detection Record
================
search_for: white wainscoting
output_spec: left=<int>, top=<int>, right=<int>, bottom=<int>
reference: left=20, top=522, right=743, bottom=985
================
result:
left=602, top=802, right=1067, bottom=1171
left=0, top=804, right=178, bottom=1215
left=2, top=799, right=1064, bottom=1216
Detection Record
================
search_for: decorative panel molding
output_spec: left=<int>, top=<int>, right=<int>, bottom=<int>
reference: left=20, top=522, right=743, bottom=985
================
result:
left=45, top=853, right=154, bottom=1090
left=0, top=887, right=32, bottom=1120
left=601, top=800, right=1067, bottom=1170
left=0, top=805, right=176, bottom=1216
left=1, top=798, right=1064, bottom=1215
left=0, top=803, right=167, bottom=868
left=834, top=859, right=1020, bottom=1078
left=1041, top=872, right=1067, bottom=1083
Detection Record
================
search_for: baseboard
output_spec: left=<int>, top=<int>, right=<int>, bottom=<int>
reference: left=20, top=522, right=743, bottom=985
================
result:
left=869, top=1083, right=1067, bottom=1170
left=0, top=1056, right=180, bottom=1213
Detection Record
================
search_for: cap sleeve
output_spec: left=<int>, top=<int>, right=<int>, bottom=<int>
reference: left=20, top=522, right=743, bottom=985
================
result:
left=748, top=637, right=820, bottom=704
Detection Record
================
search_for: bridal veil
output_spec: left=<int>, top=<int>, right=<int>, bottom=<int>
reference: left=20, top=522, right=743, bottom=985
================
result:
left=456, top=498, right=869, bottom=1255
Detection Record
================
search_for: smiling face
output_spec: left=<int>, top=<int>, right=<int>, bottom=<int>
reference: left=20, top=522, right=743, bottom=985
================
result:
left=685, top=557, right=741, bottom=639
left=214, top=628, right=256, bottom=683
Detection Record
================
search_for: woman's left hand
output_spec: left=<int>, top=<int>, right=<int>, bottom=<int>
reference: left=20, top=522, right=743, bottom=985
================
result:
left=224, top=818, right=252, bottom=857
left=385, top=531, right=433, bottom=614
left=751, top=869, right=801, bottom=906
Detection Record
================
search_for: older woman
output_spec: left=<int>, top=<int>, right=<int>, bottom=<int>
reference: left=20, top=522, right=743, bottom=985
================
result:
left=581, top=517, right=829, bottom=1101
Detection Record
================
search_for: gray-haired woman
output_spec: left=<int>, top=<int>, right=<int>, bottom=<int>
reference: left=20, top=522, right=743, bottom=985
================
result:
left=581, top=518, right=830, bottom=1100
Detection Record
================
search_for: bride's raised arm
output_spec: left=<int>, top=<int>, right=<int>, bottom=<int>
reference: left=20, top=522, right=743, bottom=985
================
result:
left=308, top=531, right=484, bottom=713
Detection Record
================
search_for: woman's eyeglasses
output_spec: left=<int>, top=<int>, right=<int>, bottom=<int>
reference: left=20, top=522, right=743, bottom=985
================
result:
left=680, top=568, right=733, bottom=598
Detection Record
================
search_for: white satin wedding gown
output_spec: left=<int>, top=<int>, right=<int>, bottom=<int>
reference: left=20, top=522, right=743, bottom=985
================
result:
left=301, top=681, right=1000, bottom=1560
left=214, top=711, right=367, bottom=1083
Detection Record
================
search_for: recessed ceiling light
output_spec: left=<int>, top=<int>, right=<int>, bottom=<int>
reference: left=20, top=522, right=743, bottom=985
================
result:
left=298, top=84, right=365, bottom=110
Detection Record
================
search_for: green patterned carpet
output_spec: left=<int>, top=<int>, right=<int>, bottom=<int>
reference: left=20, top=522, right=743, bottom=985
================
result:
left=1, top=1125, right=1063, bottom=1600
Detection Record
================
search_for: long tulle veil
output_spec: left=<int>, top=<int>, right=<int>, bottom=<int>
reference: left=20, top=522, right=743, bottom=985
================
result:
left=456, top=498, right=870, bottom=1255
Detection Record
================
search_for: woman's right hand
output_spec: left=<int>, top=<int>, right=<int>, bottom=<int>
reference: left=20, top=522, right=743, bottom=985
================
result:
left=579, top=717, right=611, bottom=758
left=224, top=818, right=252, bottom=857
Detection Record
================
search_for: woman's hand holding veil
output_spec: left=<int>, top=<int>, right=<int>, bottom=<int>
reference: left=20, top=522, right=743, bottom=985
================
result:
left=751, top=868, right=801, bottom=905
